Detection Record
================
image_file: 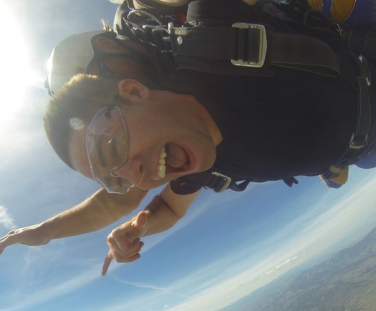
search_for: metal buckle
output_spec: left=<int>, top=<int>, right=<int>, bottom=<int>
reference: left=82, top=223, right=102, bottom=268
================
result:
left=231, top=23, right=267, bottom=68
left=209, top=172, right=232, bottom=193
left=359, top=54, right=372, bottom=86
left=349, top=133, right=368, bottom=150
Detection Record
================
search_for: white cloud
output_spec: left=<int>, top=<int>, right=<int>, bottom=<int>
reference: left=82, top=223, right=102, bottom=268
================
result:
left=111, top=276, right=191, bottom=299
left=0, top=205, right=16, bottom=230
left=275, top=256, right=298, bottom=270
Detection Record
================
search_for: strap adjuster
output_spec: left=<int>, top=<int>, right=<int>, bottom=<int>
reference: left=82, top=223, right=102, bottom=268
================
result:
left=206, top=172, right=232, bottom=193
left=349, top=133, right=368, bottom=149
left=231, top=23, right=267, bottom=68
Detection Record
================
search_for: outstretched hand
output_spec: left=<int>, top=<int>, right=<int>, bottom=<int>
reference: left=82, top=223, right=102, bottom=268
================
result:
left=0, top=224, right=50, bottom=255
left=102, top=211, right=147, bottom=276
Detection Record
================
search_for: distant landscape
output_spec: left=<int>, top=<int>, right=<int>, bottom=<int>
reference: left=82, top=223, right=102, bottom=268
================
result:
left=219, top=226, right=376, bottom=311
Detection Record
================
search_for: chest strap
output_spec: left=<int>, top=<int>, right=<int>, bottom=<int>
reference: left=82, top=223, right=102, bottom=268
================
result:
left=183, top=169, right=298, bottom=193
left=168, top=22, right=341, bottom=77
left=120, top=11, right=342, bottom=78
left=203, top=171, right=252, bottom=193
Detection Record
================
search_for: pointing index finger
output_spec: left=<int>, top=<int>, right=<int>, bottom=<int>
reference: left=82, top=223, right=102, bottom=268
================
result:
left=102, top=251, right=113, bottom=276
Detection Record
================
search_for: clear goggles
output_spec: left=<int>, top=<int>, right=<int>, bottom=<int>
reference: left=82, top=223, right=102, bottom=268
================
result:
left=86, top=106, right=132, bottom=194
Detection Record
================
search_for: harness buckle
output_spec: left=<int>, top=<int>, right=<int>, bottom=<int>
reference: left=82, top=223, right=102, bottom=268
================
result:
left=231, top=23, right=267, bottom=68
left=359, top=54, right=372, bottom=86
left=349, top=133, right=368, bottom=149
left=206, top=172, right=232, bottom=193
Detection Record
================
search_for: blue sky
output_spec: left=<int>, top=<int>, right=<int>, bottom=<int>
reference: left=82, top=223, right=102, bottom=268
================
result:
left=1, top=1, right=376, bottom=311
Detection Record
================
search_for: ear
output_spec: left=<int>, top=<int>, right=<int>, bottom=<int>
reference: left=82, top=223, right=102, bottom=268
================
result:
left=94, top=36, right=121, bottom=52
left=118, top=79, right=150, bottom=102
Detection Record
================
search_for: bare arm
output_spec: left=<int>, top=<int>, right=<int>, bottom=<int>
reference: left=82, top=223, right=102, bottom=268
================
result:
left=0, top=187, right=148, bottom=254
left=44, top=187, right=148, bottom=239
left=142, top=183, right=200, bottom=236
left=102, top=183, right=200, bottom=275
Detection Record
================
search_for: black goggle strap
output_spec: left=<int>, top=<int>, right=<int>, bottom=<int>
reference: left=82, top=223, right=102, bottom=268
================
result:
left=92, top=51, right=153, bottom=76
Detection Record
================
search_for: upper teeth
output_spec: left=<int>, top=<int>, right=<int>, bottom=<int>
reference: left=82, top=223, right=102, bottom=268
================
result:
left=157, top=147, right=167, bottom=178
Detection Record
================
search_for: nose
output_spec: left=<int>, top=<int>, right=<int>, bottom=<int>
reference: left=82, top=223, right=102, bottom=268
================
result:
left=112, top=158, right=145, bottom=186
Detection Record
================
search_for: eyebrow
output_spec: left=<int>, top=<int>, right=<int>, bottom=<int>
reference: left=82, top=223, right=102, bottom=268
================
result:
left=97, top=136, right=107, bottom=167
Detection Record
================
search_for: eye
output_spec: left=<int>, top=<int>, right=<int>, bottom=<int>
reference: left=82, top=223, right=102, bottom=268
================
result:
left=109, top=138, right=118, bottom=158
left=109, top=134, right=127, bottom=163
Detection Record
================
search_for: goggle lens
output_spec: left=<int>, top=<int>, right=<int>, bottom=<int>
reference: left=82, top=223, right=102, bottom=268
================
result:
left=86, top=106, right=132, bottom=193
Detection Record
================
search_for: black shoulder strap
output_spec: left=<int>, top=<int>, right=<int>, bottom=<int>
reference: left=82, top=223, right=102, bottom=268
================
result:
left=116, top=7, right=342, bottom=78
left=168, top=22, right=341, bottom=77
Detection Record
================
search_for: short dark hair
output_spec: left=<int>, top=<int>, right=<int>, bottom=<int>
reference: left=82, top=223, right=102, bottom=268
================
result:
left=44, top=74, right=121, bottom=169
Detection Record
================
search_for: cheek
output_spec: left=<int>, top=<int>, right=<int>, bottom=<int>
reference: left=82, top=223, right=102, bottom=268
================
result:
left=126, top=115, right=162, bottom=144
left=70, top=149, right=93, bottom=180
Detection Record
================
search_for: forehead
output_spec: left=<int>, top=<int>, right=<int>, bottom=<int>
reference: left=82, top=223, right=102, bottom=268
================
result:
left=68, top=123, right=93, bottom=180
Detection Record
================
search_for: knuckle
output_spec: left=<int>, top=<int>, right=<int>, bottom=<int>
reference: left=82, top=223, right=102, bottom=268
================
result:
left=107, top=236, right=115, bottom=244
left=111, top=227, right=123, bottom=239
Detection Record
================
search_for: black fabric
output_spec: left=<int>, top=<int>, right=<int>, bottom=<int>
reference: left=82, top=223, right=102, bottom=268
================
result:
left=168, top=0, right=376, bottom=195
left=113, top=0, right=376, bottom=195
left=169, top=23, right=342, bottom=78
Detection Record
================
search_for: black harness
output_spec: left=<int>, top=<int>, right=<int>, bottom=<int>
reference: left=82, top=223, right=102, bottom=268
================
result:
left=115, top=1, right=375, bottom=192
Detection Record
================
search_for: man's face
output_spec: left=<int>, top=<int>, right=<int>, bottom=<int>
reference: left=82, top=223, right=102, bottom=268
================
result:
left=68, top=80, right=218, bottom=191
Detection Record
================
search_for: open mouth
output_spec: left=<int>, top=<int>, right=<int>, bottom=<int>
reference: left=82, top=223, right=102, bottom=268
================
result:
left=157, top=143, right=191, bottom=178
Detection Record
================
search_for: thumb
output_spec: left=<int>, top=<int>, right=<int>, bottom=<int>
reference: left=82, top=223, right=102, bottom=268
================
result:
left=134, top=211, right=147, bottom=228
left=128, top=212, right=147, bottom=241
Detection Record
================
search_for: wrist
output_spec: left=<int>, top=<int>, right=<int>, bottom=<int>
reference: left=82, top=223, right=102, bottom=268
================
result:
left=37, top=221, right=53, bottom=242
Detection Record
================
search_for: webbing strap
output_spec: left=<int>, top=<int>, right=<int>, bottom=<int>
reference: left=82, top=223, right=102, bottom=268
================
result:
left=302, top=12, right=374, bottom=178
left=121, top=14, right=342, bottom=78
left=271, top=33, right=341, bottom=76
left=323, top=53, right=373, bottom=179
left=332, top=22, right=376, bottom=61
left=194, top=170, right=253, bottom=193
left=167, top=23, right=342, bottom=77
left=188, top=170, right=296, bottom=192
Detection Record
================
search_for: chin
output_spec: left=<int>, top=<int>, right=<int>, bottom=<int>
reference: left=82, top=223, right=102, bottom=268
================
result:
left=137, top=172, right=192, bottom=190
left=136, top=179, right=171, bottom=191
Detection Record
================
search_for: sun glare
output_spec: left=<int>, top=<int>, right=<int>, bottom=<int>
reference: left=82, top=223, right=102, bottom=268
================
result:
left=0, top=3, right=41, bottom=122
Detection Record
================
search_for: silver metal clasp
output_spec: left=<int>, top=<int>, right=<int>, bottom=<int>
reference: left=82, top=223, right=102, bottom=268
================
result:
left=231, top=23, right=267, bottom=68
left=211, top=172, right=232, bottom=193
left=349, top=133, right=368, bottom=150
